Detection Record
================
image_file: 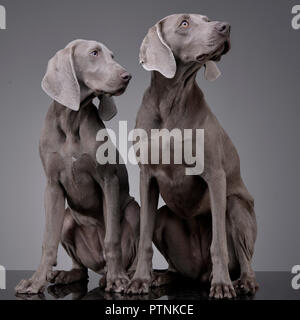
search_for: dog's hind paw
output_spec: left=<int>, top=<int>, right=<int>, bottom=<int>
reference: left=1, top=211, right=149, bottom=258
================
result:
left=233, top=274, right=259, bottom=295
left=15, top=278, right=46, bottom=294
left=46, top=269, right=88, bottom=285
left=151, top=270, right=175, bottom=287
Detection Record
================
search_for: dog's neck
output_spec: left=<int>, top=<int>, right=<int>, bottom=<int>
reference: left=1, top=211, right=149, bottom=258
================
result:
left=149, top=63, right=204, bottom=121
left=55, top=94, right=95, bottom=136
left=79, top=81, right=94, bottom=104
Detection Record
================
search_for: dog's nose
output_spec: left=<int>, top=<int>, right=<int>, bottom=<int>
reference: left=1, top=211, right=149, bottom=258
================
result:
left=120, top=72, right=132, bottom=82
left=215, top=22, right=231, bottom=35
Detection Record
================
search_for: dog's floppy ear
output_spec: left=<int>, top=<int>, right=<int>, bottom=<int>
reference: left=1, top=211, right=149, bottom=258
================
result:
left=204, top=61, right=221, bottom=82
left=98, top=95, right=117, bottom=121
left=139, top=20, right=176, bottom=78
left=42, top=44, right=80, bottom=111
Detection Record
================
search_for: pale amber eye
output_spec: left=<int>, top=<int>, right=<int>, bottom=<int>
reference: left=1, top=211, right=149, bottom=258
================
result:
left=180, top=20, right=189, bottom=28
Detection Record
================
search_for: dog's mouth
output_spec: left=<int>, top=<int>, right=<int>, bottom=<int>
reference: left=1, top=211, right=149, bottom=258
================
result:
left=110, top=86, right=127, bottom=96
left=95, top=85, right=127, bottom=98
left=211, top=40, right=231, bottom=61
left=196, top=39, right=231, bottom=63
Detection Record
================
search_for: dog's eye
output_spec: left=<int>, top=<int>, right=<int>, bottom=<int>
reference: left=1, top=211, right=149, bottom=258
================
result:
left=90, top=50, right=99, bottom=57
left=180, top=20, right=189, bottom=28
left=203, top=17, right=210, bottom=22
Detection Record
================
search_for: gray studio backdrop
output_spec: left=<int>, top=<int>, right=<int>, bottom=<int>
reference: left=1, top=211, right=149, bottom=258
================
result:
left=0, top=0, right=299, bottom=271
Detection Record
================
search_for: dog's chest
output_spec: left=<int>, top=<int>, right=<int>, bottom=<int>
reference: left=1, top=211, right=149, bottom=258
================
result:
left=61, top=156, right=102, bottom=213
left=59, top=152, right=95, bottom=190
left=152, top=166, right=209, bottom=218
left=48, top=135, right=101, bottom=209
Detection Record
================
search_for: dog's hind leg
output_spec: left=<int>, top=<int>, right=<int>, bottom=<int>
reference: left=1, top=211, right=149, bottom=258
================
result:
left=226, top=195, right=258, bottom=295
left=47, top=208, right=105, bottom=285
left=153, top=205, right=212, bottom=285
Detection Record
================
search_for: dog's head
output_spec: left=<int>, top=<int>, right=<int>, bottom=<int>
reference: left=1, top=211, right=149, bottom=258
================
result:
left=42, top=39, right=131, bottom=120
left=139, top=14, right=231, bottom=81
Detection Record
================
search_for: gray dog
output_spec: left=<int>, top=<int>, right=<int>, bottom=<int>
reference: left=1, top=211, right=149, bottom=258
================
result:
left=126, top=14, right=258, bottom=299
left=15, top=39, right=140, bottom=294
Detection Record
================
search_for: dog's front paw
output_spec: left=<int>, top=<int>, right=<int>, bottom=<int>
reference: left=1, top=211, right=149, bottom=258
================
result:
left=234, top=274, right=259, bottom=295
left=126, top=278, right=150, bottom=295
left=15, top=278, right=46, bottom=294
left=105, top=273, right=129, bottom=293
left=209, top=280, right=236, bottom=299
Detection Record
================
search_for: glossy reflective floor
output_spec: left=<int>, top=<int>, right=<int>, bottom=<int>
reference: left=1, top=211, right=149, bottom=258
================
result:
left=1, top=271, right=299, bottom=300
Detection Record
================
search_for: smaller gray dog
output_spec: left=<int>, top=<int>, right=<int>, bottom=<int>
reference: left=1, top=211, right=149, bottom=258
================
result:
left=15, top=40, right=140, bottom=294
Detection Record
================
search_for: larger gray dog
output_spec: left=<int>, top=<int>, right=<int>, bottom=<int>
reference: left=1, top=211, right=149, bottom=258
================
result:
left=15, top=40, right=140, bottom=294
left=127, top=14, right=258, bottom=299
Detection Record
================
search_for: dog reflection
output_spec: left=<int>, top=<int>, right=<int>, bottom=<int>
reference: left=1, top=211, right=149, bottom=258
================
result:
left=16, top=277, right=255, bottom=300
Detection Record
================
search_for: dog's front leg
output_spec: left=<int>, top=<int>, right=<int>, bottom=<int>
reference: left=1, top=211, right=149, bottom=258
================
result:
left=102, top=174, right=129, bottom=293
left=126, top=168, right=159, bottom=294
left=206, top=170, right=236, bottom=299
left=15, top=181, right=65, bottom=294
